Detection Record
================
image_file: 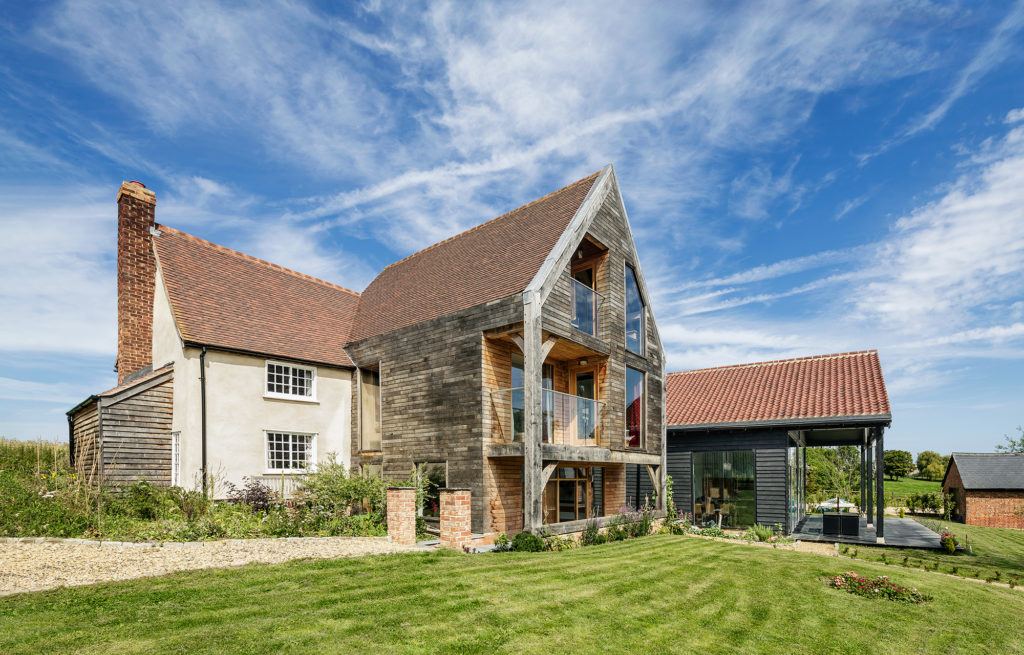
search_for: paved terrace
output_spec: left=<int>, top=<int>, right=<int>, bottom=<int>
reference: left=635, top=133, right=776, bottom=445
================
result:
left=793, top=515, right=941, bottom=549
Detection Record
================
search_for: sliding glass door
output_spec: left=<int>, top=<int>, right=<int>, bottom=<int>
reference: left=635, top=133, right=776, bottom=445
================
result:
left=691, top=451, right=755, bottom=528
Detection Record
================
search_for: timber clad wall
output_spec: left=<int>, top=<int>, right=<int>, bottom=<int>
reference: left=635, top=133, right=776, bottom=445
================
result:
left=486, top=458, right=523, bottom=533
left=667, top=428, right=791, bottom=527
left=542, top=187, right=665, bottom=458
left=348, top=295, right=523, bottom=533
left=755, top=449, right=787, bottom=527
left=71, top=403, right=101, bottom=483
left=70, top=372, right=174, bottom=488
left=101, top=375, right=174, bottom=487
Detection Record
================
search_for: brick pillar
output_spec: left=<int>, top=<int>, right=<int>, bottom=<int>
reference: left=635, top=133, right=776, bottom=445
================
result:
left=116, top=180, right=157, bottom=383
left=387, top=487, right=417, bottom=545
left=603, top=465, right=626, bottom=517
left=440, top=488, right=472, bottom=551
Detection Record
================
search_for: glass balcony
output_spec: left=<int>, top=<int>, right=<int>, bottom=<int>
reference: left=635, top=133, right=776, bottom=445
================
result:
left=489, top=387, right=605, bottom=447
left=570, top=277, right=603, bottom=337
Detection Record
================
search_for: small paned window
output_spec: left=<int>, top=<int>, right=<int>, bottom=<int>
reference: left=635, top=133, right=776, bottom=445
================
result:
left=265, top=432, right=314, bottom=473
left=266, top=362, right=315, bottom=399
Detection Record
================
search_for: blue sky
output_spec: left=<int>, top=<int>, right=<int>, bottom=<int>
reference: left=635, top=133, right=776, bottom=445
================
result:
left=1, top=1, right=1022, bottom=457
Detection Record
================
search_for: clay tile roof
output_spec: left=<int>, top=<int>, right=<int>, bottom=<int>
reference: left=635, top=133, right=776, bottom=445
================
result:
left=666, top=350, right=891, bottom=427
left=347, top=172, right=601, bottom=342
left=153, top=226, right=360, bottom=367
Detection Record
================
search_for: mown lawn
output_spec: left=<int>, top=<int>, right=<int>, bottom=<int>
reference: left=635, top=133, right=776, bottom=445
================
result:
left=2, top=535, right=1024, bottom=654
left=884, top=477, right=941, bottom=498
left=848, top=520, right=1024, bottom=583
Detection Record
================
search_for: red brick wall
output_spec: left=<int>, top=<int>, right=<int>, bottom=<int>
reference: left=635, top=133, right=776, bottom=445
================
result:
left=485, top=458, right=523, bottom=534
left=116, top=182, right=157, bottom=383
left=386, top=487, right=417, bottom=545
left=440, top=488, right=472, bottom=550
left=964, top=490, right=1024, bottom=530
left=942, top=462, right=967, bottom=520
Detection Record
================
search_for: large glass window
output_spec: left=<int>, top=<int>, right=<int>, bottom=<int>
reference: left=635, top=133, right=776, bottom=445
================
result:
left=543, top=467, right=592, bottom=524
left=510, top=353, right=554, bottom=441
left=626, top=366, right=644, bottom=448
left=624, top=264, right=644, bottom=354
left=359, top=369, right=381, bottom=451
left=692, top=451, right=756, bottom=528
left=788, top=443, right=805, bottom=531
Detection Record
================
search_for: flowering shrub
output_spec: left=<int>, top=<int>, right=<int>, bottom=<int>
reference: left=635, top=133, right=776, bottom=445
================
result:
left=828, top=571, right=932, bottom=603
left=940, top=530, right=958, bottom=554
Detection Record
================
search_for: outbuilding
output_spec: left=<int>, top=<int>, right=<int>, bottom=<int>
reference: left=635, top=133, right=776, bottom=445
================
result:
left=664, top=351, right=892, bottom=537
left=943, top=453, right=1024, bottom=529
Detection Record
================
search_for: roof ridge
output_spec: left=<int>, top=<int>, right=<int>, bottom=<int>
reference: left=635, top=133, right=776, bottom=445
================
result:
left=156, top=225, right=360, bottom=297
left=375, top=171, right=601, bottom=276
left=666, top=350, right=878, bottom=376
left=953, top=452, right=1024, bottom=456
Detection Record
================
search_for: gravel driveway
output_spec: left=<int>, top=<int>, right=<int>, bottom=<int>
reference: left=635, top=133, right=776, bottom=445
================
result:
left=0, top=537, right=426, bottom=596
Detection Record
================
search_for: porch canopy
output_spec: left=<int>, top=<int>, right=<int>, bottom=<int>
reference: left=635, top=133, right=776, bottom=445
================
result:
left=666, top=351, right=892, bottom=540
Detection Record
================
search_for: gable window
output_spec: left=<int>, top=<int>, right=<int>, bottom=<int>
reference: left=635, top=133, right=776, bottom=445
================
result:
left=265, top=361, right=316, bottom=400
left=626, top=366, right=644, bottom=448
left=265, top=431, right=315, bottom=473
left=624, top=264, right=645, bottom=355
left=360, top=368, right=382, bottom=451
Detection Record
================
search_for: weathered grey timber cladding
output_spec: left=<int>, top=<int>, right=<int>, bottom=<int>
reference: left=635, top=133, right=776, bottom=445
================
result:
left=347, top=295, right=523, bottom=532
left=69, top=370, right=174, bottom=488
left=541, top=185, right=664, bottom=460
left=667, top=428, right=791, bottom=528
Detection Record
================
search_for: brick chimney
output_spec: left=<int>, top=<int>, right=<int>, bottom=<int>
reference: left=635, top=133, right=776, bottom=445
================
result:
left=115, top=180, right=157, bottom=383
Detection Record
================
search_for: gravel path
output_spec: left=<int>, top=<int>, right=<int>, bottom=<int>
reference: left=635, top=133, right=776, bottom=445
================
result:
left=0, top=537, right=427, bottom=596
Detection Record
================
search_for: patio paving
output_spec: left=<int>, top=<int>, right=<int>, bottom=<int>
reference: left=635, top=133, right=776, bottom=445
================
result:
left=792, top=515, right=941, bottom=549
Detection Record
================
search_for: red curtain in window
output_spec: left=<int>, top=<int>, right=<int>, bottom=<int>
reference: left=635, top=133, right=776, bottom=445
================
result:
left=626, top=368, right=643, bottom=447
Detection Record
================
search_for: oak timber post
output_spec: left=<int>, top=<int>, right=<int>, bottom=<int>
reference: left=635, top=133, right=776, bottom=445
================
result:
left=875, top=428, right=885, bottom=542
left=522, top=291, right=543, bottom=531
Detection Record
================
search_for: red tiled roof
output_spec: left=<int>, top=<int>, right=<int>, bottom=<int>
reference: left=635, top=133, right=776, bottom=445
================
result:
left=153, top=226, right=360, bottom=367
left=666, top=351, right=891, bottom=427
left=347, top=172, right=600, bottom=342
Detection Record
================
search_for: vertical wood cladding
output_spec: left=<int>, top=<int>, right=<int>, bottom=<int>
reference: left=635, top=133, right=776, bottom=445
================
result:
left=347, top=296, right=523, bottom=533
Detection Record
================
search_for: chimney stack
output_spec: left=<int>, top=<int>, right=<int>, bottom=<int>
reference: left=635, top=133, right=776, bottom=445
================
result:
left=115, top=180, right=157, bottom=383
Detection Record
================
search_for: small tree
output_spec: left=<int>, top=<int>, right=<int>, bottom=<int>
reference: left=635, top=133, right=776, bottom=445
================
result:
left=916, top=450, right=942, bottom=477
left=996, top=426, right=1024, bottom=453
left=884, top=450, right=914, bottom=481
left=922, top=460, right=946, bottom=481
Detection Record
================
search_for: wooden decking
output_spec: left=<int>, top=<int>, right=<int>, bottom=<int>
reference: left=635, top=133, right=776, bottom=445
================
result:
left=793, top=515, right=942, bottom=549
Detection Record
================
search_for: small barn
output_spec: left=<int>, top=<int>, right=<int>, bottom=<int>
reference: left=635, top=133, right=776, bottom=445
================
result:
left=67, top=364, right=174, bottom=488
left=943, top=453, right=1024, bottom=530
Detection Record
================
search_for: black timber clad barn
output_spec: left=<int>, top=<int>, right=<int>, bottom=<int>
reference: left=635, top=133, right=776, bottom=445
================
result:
left=660, top=351, right=892, bottom=534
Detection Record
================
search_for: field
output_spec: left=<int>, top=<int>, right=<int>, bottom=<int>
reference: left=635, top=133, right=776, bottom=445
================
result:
left=847, top=519, right=1024, bottom=583
left=884, top=477, right=942, bottom=499
left=3, top=535, right=1024, bottom=654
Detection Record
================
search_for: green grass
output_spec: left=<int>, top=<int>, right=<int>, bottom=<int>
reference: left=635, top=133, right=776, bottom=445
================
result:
left=884, top=477, right=942, bottom=498
left=3, top=535, right=1024, bottom=654
left=847, top=519, right=1024, bottom=584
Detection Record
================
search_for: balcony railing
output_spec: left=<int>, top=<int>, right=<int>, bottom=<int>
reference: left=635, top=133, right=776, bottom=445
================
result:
left=489, top=387, right=605, bottom=447
left=570, top=277, right=603, bottom=337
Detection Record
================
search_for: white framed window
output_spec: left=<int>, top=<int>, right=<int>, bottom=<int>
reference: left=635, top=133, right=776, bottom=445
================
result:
left=265, top=361, right=317, bottom=401
left=170, top=431, right=181, bottom=486
left=264, top=431, right=316, bottom=473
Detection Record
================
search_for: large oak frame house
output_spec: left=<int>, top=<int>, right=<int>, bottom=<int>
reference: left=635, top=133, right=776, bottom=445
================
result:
left=68, top=165, right=667, bottom=535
